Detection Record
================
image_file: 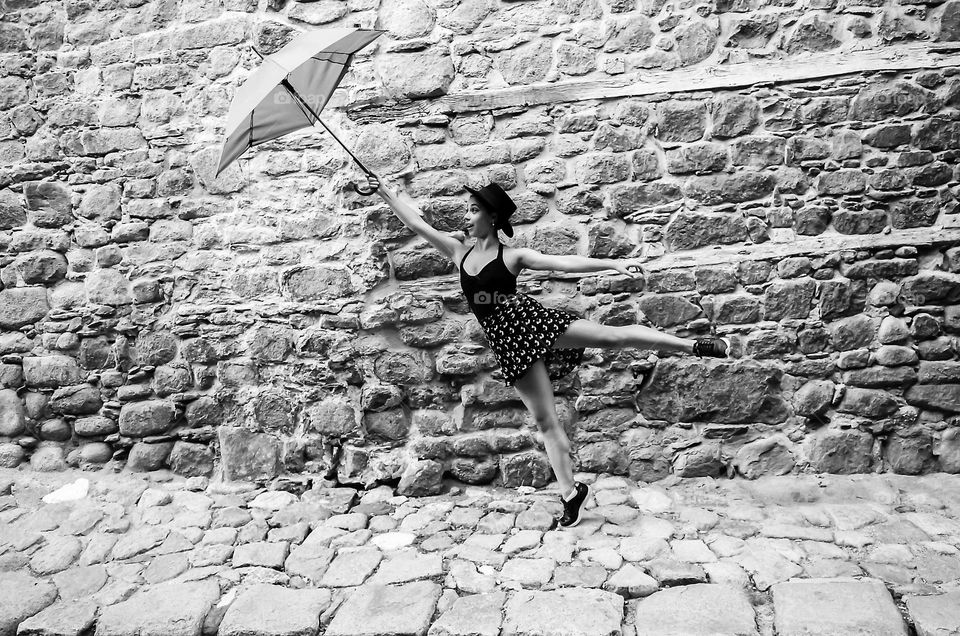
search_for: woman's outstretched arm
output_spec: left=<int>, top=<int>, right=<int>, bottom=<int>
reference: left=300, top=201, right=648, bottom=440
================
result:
left=517, top=247, right=646, bottom=278
left=367, top=174, right=464, bottom=261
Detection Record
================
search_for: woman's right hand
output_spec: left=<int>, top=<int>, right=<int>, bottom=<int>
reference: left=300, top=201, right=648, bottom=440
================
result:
left=365, top=173, right=381, bottom=193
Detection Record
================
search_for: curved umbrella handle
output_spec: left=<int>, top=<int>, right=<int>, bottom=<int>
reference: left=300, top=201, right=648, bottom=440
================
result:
left=352, top=181, right=378, bottom=196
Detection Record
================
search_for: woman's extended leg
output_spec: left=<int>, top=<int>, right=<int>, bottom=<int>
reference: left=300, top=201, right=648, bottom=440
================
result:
left=512, top=358, right=575, bottom=496
left=553, top=318, right=699, bottom=353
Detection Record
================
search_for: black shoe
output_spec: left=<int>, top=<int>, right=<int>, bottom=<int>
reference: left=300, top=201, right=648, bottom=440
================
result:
left=559, top=481, right=590, bottom=528
left=692, top=336, right=730, bottom=358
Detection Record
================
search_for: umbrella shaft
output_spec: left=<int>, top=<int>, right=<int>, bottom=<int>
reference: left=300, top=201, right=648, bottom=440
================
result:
left=280, top=78, right=372, bottom=177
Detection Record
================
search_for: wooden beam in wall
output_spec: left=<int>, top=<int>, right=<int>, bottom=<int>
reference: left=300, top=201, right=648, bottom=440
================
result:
left=347, top=43, right=960, bottom=120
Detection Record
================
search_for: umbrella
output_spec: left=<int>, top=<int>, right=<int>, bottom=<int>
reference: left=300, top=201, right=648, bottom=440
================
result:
left=215, top=27, right=386, bottom=195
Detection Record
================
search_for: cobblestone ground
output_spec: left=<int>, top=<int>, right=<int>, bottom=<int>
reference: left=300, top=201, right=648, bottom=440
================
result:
left=2, top=469, right=960, bottom=636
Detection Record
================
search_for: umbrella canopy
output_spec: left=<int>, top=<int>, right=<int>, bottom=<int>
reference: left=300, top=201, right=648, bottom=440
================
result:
left=216, top=27, right=385, bottom=179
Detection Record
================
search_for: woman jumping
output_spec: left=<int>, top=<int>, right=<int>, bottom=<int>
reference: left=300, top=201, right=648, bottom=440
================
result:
left=367, top=175, right=729, bottom=528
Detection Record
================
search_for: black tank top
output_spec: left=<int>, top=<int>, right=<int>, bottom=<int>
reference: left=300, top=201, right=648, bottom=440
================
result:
left=459, top=243, right=518, bottom=320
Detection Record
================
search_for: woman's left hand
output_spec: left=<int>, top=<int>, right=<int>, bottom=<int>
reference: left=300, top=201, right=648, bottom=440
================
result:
left=611, top=257, right=645, bottom=278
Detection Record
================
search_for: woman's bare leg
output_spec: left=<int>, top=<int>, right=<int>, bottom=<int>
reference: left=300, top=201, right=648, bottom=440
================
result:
left=512, top=358, right=575, bottom=496
left=553, top=318, right=694, bottom=353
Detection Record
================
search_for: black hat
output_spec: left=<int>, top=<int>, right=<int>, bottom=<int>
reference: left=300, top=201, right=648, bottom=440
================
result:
left=465, top=182, right=516, bottom=238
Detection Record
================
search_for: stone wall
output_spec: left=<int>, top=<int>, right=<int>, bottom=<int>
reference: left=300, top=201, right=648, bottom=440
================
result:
left=1, top=0, right=960, bottom=491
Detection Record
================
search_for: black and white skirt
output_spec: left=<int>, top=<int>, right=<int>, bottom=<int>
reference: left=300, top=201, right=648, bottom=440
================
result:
left=478, top=293, right=585, bottom=387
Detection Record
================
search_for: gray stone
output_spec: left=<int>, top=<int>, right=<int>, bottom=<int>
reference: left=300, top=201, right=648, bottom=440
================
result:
left=30, top=446, right=66, bottom=472
left=875, top=345, right=918, bottom=366
left=23, top=182, right=72, bottom=228
left=576, top=152, right=631, bottom=184
left=219, top=427, right=280, bottom=482
left=637, top=359, right=786, bottom=424
left=95, top=580, right=220, bottom=636
left=644, top=558, right=707, bottom=585
left=111, top=527, right=169, bottom=560
left=807, top=428, right=874, bottom=473
left=632, top=584, right=757, bottom=635
left=0, top=571, right=57, bottom=636
left=904, top=590, right=960, bottom=636
left=325, top=581, right=441, bottom=636
left=0, top=389, right=24, bottom=436
left=428, top=591, right=505, bottom=636
left=288, top=1, right=348, bottom=25
left=379, top=0, right=435, bottom=38
left=906, top=385, right=960, bottom=412
left=763, top=278, right=815, bottom=320
left=656, top=101, right=706, bottom=142
left=850, top=80, right=929, bottom=121
left=168, top=442, right=214, bottom=477
left=772, top=578, right=907, bottom=636
left=84, top=269, right=131, bottom=305
left=218, top=584, right=331, bottom=636
left=29, top=536, right=81, bottom=576
left=0, top=443, right=25, bottom=468
left=833, top=209, right=887, bottom=234
left=500, top=451, right=552, bottom=488
left=731, top=136, right=785, bottom=167
left=233, top=541, right=288, bottom=569
left=713, top=295, right=760, bottom=324
left=50, top=386, right=101, bottom=415
left=683, top=171, right=775, bottom=205
left=142, top=553, right=188, bottom=584
left=22, top=356, right=82, bottom=389
left=837, top=388, right=899, bottom=418
left=878, top=316, right=910, bottom=344
left=119, top=401, right=176, bottom=437
left=320, top=547, right=382, bottom=587
left=74, top=416, right=117, bottom=436
left=892, top=198, right=939, bottom=229
left=377, top=48, right=454, bottom=99
left=665, top=143, right=727, bottom=174
left=830, top=315, right=877, bottom=351
left=793, top=380, right=834, bottom=417
left=664, top=211, right=748, bottom=250
left=639, top=294, right=701, bottom=327
left=284, top=541, right=335, bottom=582
left=941, top=1, right=960, bottom=40
left=495, top=41, right=552, bottom=86
left=734, top=436, right=796, bottom=479
left=369, top=548, right=443, bottom=585
left=501, top=588, right=623, bottom=636
left=16, top=251, right=67, bottom=284
left=603, top=563, right=659, bottom=599
left=16, top=599, right=97, bottom=636
left=712, top=95, right=759, bottom=138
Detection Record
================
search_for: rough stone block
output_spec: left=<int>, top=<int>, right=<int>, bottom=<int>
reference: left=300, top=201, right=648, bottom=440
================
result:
left=428, top=591, right=505, bottom=636
left=325, top=581, right=441, bottom=636
left=22, top=356, right=83, bottom=389
left=219, top=427, right=281, bottom=482
left=118, top=400, right=176, bottom=437
left=218, top=584, right=330, bottom=636
left=637, top=359, right=786, bottom=424
left=0, top=288, right=49, bottom=329
left=632, top=584, right=757, bottom=635
left=0, top=571, right=57, bottom=636
left=501, top=589, right=623, bottom=636
left=772, top=578, right=907, bottom=636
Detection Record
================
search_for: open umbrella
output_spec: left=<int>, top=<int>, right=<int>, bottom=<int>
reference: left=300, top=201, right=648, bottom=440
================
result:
left=215, top=27, right=386, bottom=195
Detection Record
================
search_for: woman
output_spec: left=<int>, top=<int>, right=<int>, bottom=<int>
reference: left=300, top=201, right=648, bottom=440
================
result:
left=367, top=174, right=729, bottom=528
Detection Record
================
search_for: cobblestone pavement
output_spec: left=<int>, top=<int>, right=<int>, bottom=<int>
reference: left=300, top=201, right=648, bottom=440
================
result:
left=2, top=468, right=960, bottom=636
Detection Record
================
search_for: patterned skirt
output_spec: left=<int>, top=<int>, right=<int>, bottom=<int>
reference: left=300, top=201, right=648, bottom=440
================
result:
left=478, top=293, right=586, bottom=387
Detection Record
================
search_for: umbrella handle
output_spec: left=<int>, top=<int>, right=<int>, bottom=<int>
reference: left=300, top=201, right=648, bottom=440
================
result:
left=352, top=181, right=378, bottom=196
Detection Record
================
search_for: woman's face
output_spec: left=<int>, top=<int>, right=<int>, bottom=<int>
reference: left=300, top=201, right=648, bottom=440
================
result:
left=464, top=197, right=495, bottom=237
